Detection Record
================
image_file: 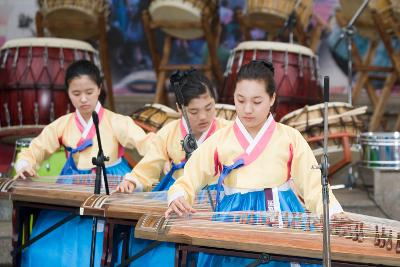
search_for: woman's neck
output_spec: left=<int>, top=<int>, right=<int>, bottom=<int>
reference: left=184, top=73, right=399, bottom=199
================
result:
left=246, top=126, right=262, bottom=139
left=193, top=131, right=202, bottom=141
left=81, top=112, right=92, bottom=123
left=243, top=114, right=271, bottom=139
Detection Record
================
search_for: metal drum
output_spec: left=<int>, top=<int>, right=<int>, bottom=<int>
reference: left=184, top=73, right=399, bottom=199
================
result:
left=360, top=132, right=400, bottom=170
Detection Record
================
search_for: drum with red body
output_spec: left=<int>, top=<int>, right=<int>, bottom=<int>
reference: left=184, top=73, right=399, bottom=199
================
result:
left=0, top=37, right=100, bottom=139
left=220, top=41, right=322, bottom=120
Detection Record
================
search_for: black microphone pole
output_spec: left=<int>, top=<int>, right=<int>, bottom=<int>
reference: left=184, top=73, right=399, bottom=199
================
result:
left=92, top=111, right=110, bottom=195
left=321, top=76, right=331, bottom=267
left=90, top=110, right=110, bottom=267
left=332, top=0, right=370, bottom=105
left=170, top=71, right=215, bottom=212
left=278, top=0, right=301, bottom=43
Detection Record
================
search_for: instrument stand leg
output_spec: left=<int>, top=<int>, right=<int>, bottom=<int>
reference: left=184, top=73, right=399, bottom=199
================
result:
left=11, top=212, right=77, bottom=257
left=11, top=206, right=23, bottom=267
left=181, top=247, right=188, bottom=267
left=118, top=240, right=162, bottom=267
left=100, top=222, right=111, bottom=267
left=120, top=226, right=131, bottom=264
left=346, top=164, right=357, bottom=189
left=175, top=244, right=182, bottom=267
left=35, top=11, right=44, bottom=37
left=245, top=253, right=271, bottom=267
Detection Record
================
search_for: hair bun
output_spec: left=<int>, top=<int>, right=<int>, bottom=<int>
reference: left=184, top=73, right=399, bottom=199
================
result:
left=251, top=60, right=275, bottom=74
left=170, top=67, right=198, bottom=85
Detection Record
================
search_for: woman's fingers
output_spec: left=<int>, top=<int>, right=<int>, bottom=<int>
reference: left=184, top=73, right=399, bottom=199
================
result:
left=181, top=199, right=196, bottom=213
left=165, top=197, right=195, bottom=218
left=13, top=172, right=25, bottom=180
left=165, top=207, right=174, bottom=218
left=127, top=182, right=135, bottom=193
left=27, top=168, right=36, bottom=177
left=115, top=180, right=135, bottom=194
left=116, top=184, right=124, bottom=193
left=14, top=167, right=36, bottom=180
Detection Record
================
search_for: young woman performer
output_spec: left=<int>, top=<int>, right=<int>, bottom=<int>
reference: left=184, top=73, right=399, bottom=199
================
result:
left=166, top=60, right=345, bottom=266
left=114, top=69, right=231, bottom=267
left=116, top=69, right=232, bottom=193
left=14, top=60, right=154, bottom=267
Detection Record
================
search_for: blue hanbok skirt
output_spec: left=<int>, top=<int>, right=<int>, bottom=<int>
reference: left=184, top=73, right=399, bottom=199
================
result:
left=21, top=158, right=131, bottom=267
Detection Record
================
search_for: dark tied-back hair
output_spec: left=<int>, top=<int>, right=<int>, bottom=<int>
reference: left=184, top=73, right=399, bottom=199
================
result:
left=235, top=60, right=276, bottom=97
left=170, top=68, right=216, bottom=106
left=65, top=60, right=102, bottom=88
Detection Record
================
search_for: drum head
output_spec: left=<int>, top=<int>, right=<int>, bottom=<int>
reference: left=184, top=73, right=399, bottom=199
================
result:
left=132, top=103, right=180, bottom=132
left=235, top=41, right=314, bottom=57
left=246, top=0, right=313, bottom=32
left=149, top=1, right=203, bottom=39
left=338, top=0, right=388, bottom=39
left=1, top=37, right=96, bottom=52
left=279, top=102, right=365, bottom=134
left=45, top=9, right=99, bottom=40
left=215, top=103, right=236, bottom=120
left=38, top=0, right=107, bottom=40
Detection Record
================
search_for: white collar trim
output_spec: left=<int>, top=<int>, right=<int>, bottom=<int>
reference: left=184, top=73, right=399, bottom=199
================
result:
left=76, top=102, right=101, bottom=139
left=235, top=114, right=274, bottom=154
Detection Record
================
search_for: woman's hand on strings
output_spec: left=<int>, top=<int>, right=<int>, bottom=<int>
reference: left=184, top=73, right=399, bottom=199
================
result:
left=331, top=212, right=351, bottom=222
left=115, top=180, right=136, bottom=193
left=13, top=166, right=36, bottom=180
left=165, top=196, right=196, bottom=217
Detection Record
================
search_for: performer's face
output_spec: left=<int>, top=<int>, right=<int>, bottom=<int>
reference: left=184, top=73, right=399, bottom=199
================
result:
left=184, top=92, right=216, bottom=138
left=234, top=79, right=275, bottom=137
left=68, top=75, right=101, bottom=120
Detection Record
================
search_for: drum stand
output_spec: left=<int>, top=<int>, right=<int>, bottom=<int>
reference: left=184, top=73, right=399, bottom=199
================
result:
left=334, top=0, right=370, bottom=106
left=369, top=9, right=400, bottom=131
left=335, top=3, right=400, bottom=131
left=235, top=7, right=324, bottom=53
left=35, top=10, right=115, bottom=111
left=141, top=9, right=223, bottom=105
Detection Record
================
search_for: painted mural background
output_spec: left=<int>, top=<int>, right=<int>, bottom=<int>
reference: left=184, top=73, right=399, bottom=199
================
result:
left=0, top=0, right=398, bottom=97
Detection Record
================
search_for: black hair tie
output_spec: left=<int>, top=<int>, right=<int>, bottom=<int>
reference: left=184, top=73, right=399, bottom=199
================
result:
left=170, top=67, right=197, bottom=85
left=251, top=60, right=275, bottom=74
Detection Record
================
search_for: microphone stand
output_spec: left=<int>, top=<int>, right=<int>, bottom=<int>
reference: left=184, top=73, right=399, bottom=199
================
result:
left=90, top=111, right=110, bottom=267
left=278, top=0, right=301, bottom=43
left=333, top=0, right=370, bottom=105
left=321, top=76, right=332, bottom=266
left=170, top=72, right=216, bottom=212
